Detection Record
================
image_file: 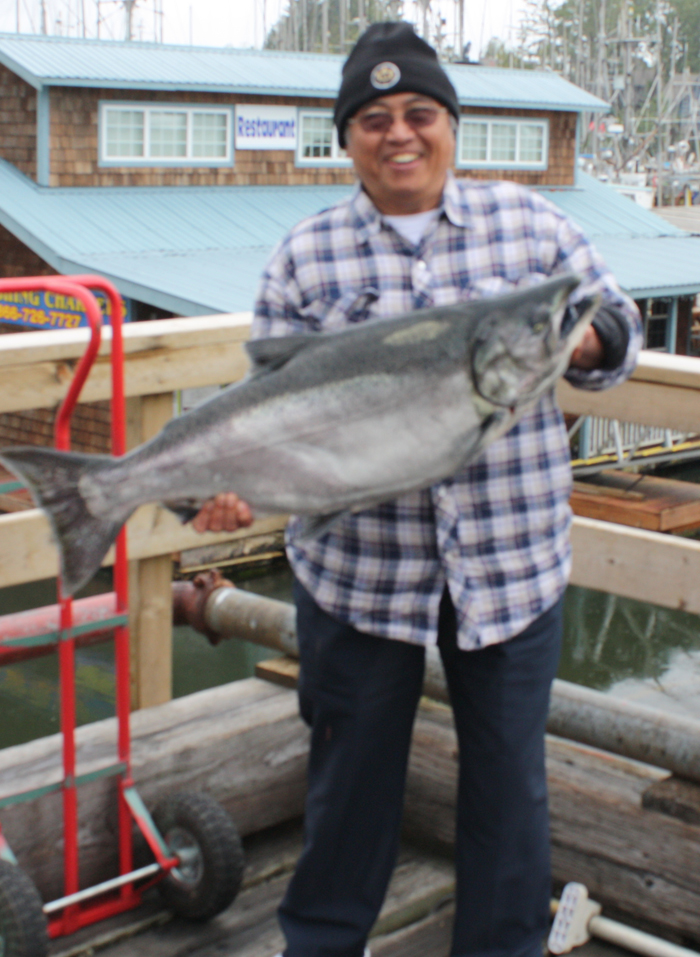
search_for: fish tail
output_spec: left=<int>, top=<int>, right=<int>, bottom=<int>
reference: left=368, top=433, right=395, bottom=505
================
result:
left=0, top=446, right=132, bottom=596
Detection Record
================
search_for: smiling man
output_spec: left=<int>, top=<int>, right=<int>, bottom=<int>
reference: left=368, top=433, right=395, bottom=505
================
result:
left=193, top=21, right=641, bottom=957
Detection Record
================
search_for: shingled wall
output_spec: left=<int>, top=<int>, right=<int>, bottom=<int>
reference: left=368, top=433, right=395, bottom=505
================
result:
left=0, top=63, right=37, bottom=179
left=47, top=86, right=577, bottom=188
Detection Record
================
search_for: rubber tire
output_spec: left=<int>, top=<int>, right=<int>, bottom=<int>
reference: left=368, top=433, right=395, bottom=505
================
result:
left=153, top=791, right=244, bottom=921
left=0, top=861, right=48, bottom=957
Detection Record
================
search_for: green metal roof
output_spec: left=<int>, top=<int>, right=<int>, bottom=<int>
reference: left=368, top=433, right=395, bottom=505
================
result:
left=0, top=33, right=608, bottom=111
left=0, top=158, right=351, bottom=314
left=538, top=174, right=700, bottom=298
left=0, top=160, right=697, bottom=314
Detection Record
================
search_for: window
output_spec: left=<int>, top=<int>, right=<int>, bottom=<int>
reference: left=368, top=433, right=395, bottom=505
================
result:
left=296, top=110, right=351, bottom=167
left=457, top=117, right=548, bottom=170
left=637, top=297, right=675, bottom=352
left=100, top=103, right=232, bottom=165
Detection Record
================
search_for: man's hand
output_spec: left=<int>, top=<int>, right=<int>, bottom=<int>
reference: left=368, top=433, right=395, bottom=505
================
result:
left=191, top=493, right=254, bottom=534
left=568, top=325, right=604, bottom=371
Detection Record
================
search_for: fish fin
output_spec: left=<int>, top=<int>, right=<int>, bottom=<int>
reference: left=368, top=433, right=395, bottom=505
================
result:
left=245, top=334, right=319, bottom=376
left=163, top=498, right=205, bottom=523
left=294, top=510, right=348, bottom=540
left=0, top=446, right=131, bottom=596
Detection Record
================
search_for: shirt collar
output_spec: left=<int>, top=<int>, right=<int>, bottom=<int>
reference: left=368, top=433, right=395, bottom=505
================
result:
left=442, top=171, right=471, bottom=228
left=349, top=170, right=472, bottom=239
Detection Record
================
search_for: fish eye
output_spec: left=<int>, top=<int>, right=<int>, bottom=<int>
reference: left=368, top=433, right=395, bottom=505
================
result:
left=532, top=320, right=546, bottom=333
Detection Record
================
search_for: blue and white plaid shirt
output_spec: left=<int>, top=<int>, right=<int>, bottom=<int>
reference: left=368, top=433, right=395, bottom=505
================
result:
left=251, top=173, right=642, bottom=650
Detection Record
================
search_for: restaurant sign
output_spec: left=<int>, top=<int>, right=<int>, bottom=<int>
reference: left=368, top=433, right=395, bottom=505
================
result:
left=235, top=105, right=297, bottom=150
left=0, top=288, right=132, bottom=330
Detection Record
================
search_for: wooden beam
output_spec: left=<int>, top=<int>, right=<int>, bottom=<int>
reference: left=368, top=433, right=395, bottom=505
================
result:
left=0, top=313, right=253, bottom=368
left=558, top=377, right=700, bottom=434
left=0, top=314, right=253, bottom=414
left=0, top=506, right=288, bottom=589
left=127, top=393, right=177, bottom=711
left=404, top=700, right=700, bottom=945
left=569, top=516, right=700, bottom=614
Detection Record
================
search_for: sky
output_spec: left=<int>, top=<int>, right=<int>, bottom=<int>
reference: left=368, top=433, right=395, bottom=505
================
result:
left=0, top=0, right=530, bottom=59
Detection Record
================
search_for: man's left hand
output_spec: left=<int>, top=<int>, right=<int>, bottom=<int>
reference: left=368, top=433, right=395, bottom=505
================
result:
left=568, top=326, right=604, bottom=370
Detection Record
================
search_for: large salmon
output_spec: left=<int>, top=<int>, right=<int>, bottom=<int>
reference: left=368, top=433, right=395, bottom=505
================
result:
left=1, top=273, right=593, bottom=595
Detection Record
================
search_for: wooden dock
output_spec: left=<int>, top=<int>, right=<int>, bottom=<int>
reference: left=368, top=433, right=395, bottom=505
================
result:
left=44, top=820, right=630, bottom=957
left=2, top=675, right=699, bottom=953
left=48, top=822, right=457, bottom=957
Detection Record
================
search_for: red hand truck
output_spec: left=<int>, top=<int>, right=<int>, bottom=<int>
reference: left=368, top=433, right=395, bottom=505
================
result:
left=0, top=276, right=244, bottom=957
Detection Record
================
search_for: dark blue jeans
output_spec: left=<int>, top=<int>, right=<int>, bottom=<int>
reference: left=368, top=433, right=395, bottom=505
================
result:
left=278, top=581, right=563, bottom=957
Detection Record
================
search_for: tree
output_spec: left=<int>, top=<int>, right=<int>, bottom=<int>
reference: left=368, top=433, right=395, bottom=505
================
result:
left=265, top=0, right=404, bottom=54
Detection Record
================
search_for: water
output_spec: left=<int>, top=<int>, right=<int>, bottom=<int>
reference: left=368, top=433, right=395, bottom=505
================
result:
left=1, top=528, right=699, bottom=750
left=0, top=563, right=293, bottom=750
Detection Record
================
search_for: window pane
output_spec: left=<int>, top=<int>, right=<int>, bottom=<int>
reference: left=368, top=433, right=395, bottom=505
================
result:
left=105, top=109, right=144, bottom=158
left=149, top=111, right=187, bottom=158
left=460, top=121, right=488, bottom=161
left=491, top=123, right=517, bottom=162
left=192, top=112, right=228, bottom=158
left=519, top=124, right=544, bottom=163
left=301, top=114, right=333, bottom=158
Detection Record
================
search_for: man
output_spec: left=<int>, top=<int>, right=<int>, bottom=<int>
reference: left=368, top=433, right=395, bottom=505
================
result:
left=194, top=22, right=642, bottom=957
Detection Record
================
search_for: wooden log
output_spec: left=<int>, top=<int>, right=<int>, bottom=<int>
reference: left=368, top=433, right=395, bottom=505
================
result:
left=0, top=678, right=309, bottom=903
left=3, top=668, right=700, bottom=942
left=403, top=700, right=700, bottom=945
left=251, top=661, right=700, bottom=943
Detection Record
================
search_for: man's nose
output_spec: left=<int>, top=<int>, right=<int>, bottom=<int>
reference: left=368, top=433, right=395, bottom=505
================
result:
left=386, top=114, right=414, bottom=139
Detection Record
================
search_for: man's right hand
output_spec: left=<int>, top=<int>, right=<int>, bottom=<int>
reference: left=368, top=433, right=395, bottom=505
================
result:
left=191, top=493, right=254, bottom=534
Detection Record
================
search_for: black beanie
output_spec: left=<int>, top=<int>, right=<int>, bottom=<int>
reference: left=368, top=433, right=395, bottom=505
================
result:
left=334, top=22, right=460, bottom=148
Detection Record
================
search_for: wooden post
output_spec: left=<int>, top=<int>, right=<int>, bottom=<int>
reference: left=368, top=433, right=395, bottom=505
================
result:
left=126, top=393, right=175, bottom=710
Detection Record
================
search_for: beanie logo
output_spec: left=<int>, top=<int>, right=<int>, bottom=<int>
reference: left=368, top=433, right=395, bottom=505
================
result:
left=370, top=62, right=401, bottom=90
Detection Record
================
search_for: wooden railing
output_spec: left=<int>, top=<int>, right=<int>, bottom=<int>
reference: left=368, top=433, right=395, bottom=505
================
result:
left=1, top=317, right=699, bottom=705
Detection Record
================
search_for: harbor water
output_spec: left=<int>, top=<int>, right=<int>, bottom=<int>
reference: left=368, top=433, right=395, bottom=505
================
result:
left=1, top=527, right=699, bottom=750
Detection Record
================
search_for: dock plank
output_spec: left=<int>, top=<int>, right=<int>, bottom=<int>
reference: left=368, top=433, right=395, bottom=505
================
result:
left=50, top=822, right=457, bottom=957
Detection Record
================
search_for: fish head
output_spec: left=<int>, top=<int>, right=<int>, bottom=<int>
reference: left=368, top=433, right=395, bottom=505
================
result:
left=470, top=273, right=596, bottom=409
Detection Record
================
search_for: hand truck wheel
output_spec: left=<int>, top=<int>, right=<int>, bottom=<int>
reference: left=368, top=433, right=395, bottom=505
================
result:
left=153, top=791, right=244, bottom=921
left=0, top=861, right=48, bottom=957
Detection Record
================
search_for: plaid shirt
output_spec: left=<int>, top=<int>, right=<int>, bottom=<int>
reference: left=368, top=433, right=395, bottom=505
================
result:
left=251, top=173, right=642, bottom=650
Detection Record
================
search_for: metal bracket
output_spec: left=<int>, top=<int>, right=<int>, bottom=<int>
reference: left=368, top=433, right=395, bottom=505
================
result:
left=122, top=786, right=176, bottom=870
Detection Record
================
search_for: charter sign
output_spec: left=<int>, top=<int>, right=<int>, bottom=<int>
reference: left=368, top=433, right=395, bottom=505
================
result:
left=235, top=105, right=297, bottom=150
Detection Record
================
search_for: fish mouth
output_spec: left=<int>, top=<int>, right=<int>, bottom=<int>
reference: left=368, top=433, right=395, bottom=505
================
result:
left=469, top=276, right=587, bottom=410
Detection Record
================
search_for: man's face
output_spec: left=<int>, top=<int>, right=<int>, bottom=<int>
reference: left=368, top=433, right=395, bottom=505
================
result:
left=344, top=91, right=456, bottom=215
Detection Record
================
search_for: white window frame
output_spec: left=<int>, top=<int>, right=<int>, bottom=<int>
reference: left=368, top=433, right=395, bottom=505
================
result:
left=456, top=116, right=549, bottom=170
left=295, top=109, right=352, bottom=168
left=99, top=101, right=234, bottom=167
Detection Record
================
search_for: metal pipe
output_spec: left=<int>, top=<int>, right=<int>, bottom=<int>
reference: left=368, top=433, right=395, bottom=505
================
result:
left=43, top=863, right=162, bottom=914
left=173, top=578, right=700, bottom=784
left=590, top=915, right=700, bottom=957
left=550, top=896, right=700, bottom=957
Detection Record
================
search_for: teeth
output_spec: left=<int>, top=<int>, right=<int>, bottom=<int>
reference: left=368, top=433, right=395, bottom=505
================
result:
left=391, top=153, right=419, bottom=164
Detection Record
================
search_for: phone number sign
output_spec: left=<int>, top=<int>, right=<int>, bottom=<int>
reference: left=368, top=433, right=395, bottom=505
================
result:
left=0, top=289, right=131, bottom=330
